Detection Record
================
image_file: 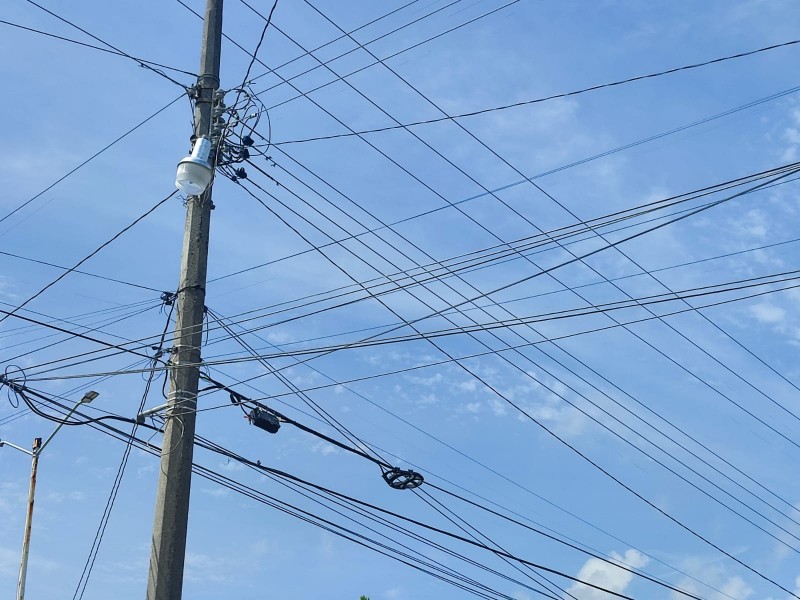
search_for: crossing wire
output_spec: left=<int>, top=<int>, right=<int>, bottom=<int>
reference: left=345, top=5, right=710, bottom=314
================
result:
left=233, top=162, right=794, bottom=584
left=24, top=390, right=664, bottom=600
left=270, top=35, right=800, bottom=143
left=292, top=0, right=800, bottom=525
left=0, top=190, right=176, bottom=329
left=221, top=15, right=800, bottom=573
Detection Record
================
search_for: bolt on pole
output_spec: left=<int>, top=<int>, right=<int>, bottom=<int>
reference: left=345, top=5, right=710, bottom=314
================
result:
left=146, top=1, right=223, bottom=599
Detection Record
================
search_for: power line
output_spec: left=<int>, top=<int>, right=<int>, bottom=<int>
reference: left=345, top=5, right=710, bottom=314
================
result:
left=236, top=118, right=800, bottom=563
left=0, top=18, right=196, bottom=77
left=21, top=0, right=191, bottom=88
left=211, top=157, right=798, bottom=284
left=288, top=3, right=800, bottom=535
left=0, top=95, right=183, bottom=231
left=0, top=248, right=162, bottom=292
left=271, top=38, right=800, bottom=144
left=18, top=269, right=800, bottom=383
left=70, top=303, right=174, bottom=599
left=236, top=157, right=800, bottom=546
left=21, top=390, right=653, bottom=600
left=0, top=190, right=176, bottom=328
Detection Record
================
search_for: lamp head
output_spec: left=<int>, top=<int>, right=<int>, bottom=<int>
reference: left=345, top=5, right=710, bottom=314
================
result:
left=81, top=390, right=99, bottom=404
left=176, top=137, right=213, bottom=196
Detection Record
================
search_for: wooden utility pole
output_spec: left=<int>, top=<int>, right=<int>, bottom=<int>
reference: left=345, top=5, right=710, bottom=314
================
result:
left=146, top=1, right=222, bottom=598
left=16, top=437, right=40, bottom=600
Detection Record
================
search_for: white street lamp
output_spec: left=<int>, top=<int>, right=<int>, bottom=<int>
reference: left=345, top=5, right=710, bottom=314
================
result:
left=1, top=390, right=99, bottom=600
left=175, top=136, right=213, bottom=196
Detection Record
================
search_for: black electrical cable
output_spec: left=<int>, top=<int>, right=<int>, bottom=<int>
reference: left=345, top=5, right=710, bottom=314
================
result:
left=209, top=221, right=800, bottom=351
left=20, top=392, right=624, bottom=600
left=242, top=0, right=445, bottom=87
left=308, top=0, right=800, bottom=460
left=1, top=302, right=161, bottom=364
left=209, top=158, right=797, bottom=287
left=233, top=150, right=800, bottom=575
left=0, top=248, right=162, bottom=292
left=227, top=10, right=800, bottom=401
left=187, top=371, right=749, bottom=600
left=0, top=299, right=157, bottom=343
left=413, top=488, right=578, bottom=600
left=234, top=163, right=800, bottom=547
left=177, top=0, right=519, bottom=114
left=238, top=0, right=278, bottom=87
left=22, top=0, right=191, bottom=88
left=0, top=191, right=176, bottom=330
left=195, top=432, right=554, bottom=600
left=271, top=36, right=800, bottom=144
left=0, top=97, right=182, bottom=230
left=20, top=270, right=800, bottom=385
left=294, top=0, right=800, bottom=525
left=269, top=0, right=800, bottom=470
left=71, top=301, right=174, bottom=599
left=193, top=440, right=689, bottom=600
left=0, top=18, right=196, bottom=77
left=238, top=165, right=800, bottom=372
left=206, top=309, right=390, bottom=467
left=301, top=0, right=800, bottom=460
left=233, top=97, right=800, bottom=592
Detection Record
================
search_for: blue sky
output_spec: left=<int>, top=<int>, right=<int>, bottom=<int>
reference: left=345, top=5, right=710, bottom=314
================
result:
left=2, top=1, right=800, bottom=599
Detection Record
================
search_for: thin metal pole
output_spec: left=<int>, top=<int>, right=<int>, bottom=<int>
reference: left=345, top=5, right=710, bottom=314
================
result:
left=146, top=1, right=222, bottom=598
left=17, top=437, right=41, bottom=600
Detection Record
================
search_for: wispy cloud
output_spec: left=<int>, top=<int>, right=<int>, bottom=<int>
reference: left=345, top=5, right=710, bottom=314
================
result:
left=565, top=548, right=649, bottom=599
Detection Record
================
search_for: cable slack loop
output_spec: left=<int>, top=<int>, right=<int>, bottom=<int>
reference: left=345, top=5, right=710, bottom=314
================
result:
left=382, top=467, right=424, bottom=490
left=199, top=374, right=423, bottom=490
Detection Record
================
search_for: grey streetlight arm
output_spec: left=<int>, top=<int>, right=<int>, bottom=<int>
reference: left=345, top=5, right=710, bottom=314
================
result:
left=37, top=390, right=99, bottom=455
left=0, top=440, right=34, bottom=456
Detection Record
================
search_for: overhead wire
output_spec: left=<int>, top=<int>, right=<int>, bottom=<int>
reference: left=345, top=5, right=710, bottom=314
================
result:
left=21, top=0, right=192, bottom=89
left=0, top=248, right=163, bottom=293
left=269, top=35, right=800, bottom=144
left=18, top=390, right=644, bottom=600
left=0, top=95, right=183, bottom=232
left=233, top=159, right=791, bottom=584
left=0, top=18, right=196, bottom=77
left=0, top=190, right=177, bottom=329
left=70, top=300, right=175, bottom=599
left=18, top=269, right=800, bottom=383
left=294, top=0, right=800, bottom=523
left=232, top=168, right=800, bottom=551
left=223, top=14, right=800, bottom=584
left=211, top=158, right=798, bottom=284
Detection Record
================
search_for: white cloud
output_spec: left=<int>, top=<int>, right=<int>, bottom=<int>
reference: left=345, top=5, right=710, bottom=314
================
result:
left=0, top=546, right=18, bottom=575
left=731, top=209, right=768, bottom=239
left=749, top=303, right=786, bottom=325
left=312, top=441, right=337, bottom=456
left=408, top=373, right=443, bottom=386
left=717, top=576, right=752, bottom=600
left=667, top=555, right=755, bottom=600
left=488, top=397, right=507, bottom=416
left=784, top=127, right=800, bottom=145
left=185, top=552, right=234, bottom=584
left=45, top=490, right=86, bottom=503
left=565, top=549, right=649, bottom=600
left=459, top=379, right=478, bottom=392
left=199, top=487, right=229, bottom=498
